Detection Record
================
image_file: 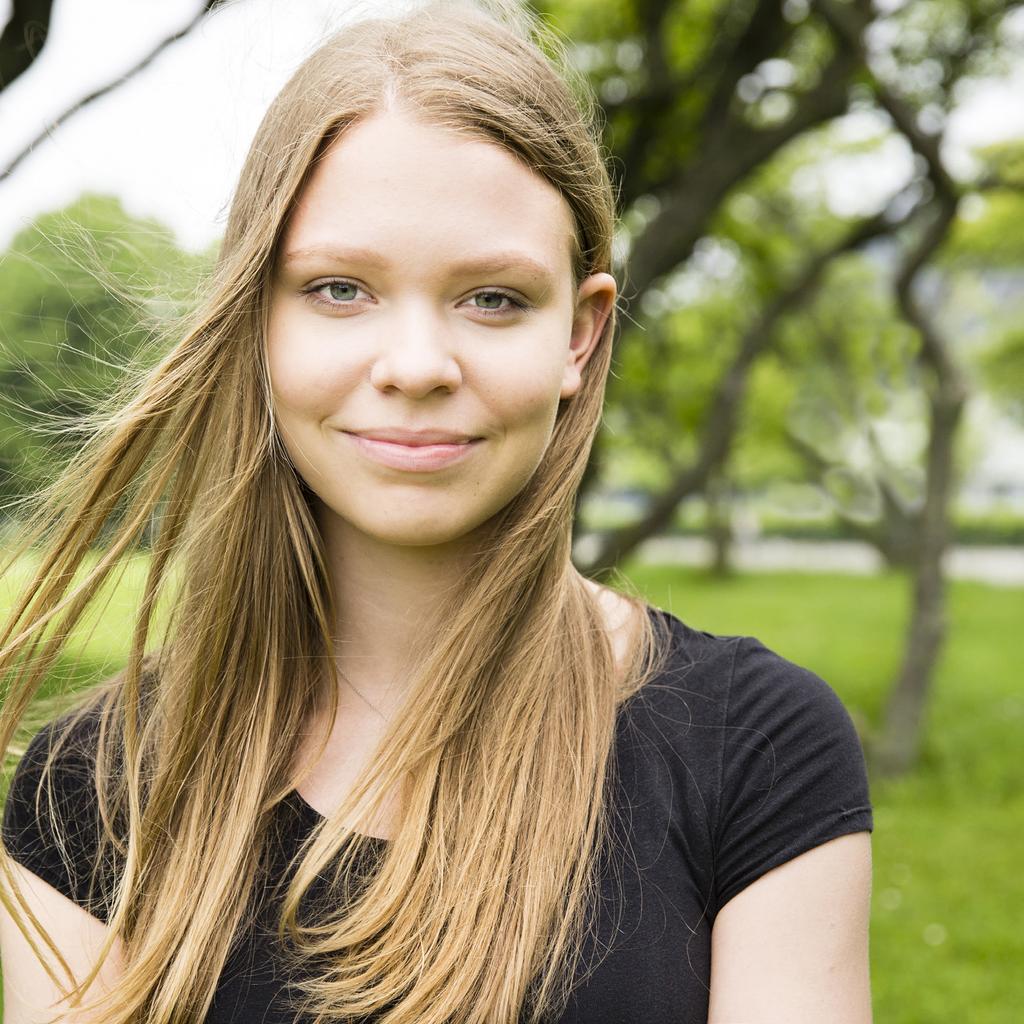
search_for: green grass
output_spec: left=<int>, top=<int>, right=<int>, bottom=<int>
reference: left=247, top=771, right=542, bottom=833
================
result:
left=3, top=555, right=1022, bottom=1021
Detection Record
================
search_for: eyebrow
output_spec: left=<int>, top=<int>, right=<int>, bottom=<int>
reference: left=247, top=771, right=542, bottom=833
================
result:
left=280, top=244, right=558, bottom=283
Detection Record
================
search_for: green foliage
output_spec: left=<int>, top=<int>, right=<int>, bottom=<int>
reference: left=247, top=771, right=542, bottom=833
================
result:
left=945, top=191, right=1024, bottom=268
left=0, top=195, right=210, bottom=509
left=977, top=327, right=1024, bottom=420
left=732, top=355, right=806, bottom=484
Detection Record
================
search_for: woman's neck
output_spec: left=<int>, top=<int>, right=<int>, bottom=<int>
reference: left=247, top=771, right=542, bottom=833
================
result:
left=317, top=507, right=474, bottom=718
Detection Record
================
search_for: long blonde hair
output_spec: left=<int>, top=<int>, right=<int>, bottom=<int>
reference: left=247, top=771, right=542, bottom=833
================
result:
left=0, top=1, right=672, bottom=1021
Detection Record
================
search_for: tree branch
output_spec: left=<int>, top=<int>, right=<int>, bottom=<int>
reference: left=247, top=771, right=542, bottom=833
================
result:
left=0, top=0, right=223, bottom=184
left=0, top=0, right=52, bottom=92
left=620, top=39, right=858, bottom=304
left=783, top=418, right=921, bottom=567
left=815, top=0, right=959, bottom=198
left=695, top=0, right=793, bottom=137
left=578, top=208, right=900, bottom=576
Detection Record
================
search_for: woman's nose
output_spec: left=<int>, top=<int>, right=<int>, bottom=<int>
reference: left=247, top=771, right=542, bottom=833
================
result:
left=368, top=302, right=463, bottom=397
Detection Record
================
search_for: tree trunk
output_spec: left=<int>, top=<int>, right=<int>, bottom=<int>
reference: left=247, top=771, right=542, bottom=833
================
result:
left=706, top=475, right=734, bottom=577
left=873, top=370, right=966, bottom=776
left=872, top=200, right=968, bottom=778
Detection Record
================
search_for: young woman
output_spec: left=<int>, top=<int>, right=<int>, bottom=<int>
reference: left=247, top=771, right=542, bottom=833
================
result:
left=0, top=1, right=874, bottom=1022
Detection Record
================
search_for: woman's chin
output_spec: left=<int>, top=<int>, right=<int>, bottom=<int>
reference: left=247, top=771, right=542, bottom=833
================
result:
left=324, top=510, right=489, bottom=551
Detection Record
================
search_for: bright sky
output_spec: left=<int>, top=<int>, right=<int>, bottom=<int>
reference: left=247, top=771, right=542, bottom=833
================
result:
left=0, top=0, right=405, bottom=251
left=1, top=0, right=1023, bottom=253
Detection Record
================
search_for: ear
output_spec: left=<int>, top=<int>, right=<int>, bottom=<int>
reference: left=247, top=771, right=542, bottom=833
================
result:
left=560, top=272, right=617, bottom=400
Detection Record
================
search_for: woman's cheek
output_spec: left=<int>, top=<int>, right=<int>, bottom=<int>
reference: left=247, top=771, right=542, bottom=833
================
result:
left=268, top=321, right=347, bottom=419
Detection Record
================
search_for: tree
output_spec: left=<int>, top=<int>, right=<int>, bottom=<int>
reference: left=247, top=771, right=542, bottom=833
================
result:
left=0, top=194, right=210, bottom=509
left=540, top=0, right=1023, bottom=776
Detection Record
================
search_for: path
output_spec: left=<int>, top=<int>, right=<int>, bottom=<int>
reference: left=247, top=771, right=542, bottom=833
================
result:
left=573, top=535, right=1024, bottom=587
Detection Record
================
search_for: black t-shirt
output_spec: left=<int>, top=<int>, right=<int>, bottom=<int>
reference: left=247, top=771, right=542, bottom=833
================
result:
left=2, top=605, right=874, bottom=1022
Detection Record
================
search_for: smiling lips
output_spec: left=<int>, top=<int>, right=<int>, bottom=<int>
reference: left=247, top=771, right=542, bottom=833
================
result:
left=352, top=427, right=477, bottom=445
left=344, top=429, right=482, bottom=471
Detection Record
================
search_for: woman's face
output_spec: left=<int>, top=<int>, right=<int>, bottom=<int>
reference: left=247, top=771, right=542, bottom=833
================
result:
left=267, top=107, right=615, bottom=549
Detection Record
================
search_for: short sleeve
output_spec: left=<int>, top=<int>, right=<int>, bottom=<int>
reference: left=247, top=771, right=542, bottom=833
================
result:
left=1, top=709, right=115, bottom=922
left=711, top=637, right=874, bottom=915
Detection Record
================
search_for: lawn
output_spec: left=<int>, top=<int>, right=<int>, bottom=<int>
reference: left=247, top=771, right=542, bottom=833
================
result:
left=2, top=555, right=1021, bottom=1021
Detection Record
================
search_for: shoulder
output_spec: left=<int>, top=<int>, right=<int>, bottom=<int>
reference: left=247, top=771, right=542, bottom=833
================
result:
left=725, top=632, right=862, bottom=729
left=631, top=606, right=874, bottom=916
left=634, top=606, right=867, bottom=753
left=716, top=633, right=873, bottom=824
left=619, top=605, right=742, bottom=729
left=4, top=702, right=104, bottom=814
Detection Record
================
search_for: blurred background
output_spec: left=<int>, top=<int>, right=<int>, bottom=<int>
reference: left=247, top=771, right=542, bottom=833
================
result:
left=1, top=0, right=1022, bottom=1018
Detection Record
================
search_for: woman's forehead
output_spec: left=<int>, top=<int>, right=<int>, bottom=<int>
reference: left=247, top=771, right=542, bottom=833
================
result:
left=279, top=109, right=576, bottom=283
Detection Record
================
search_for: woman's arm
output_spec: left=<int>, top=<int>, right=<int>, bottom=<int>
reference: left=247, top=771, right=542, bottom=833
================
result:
left=707, top=831, right=873, bottom=1024
left=0, top=860, right=125, bottom=1024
